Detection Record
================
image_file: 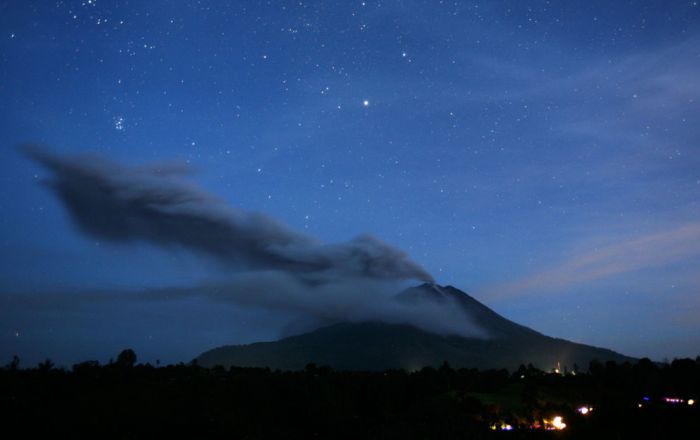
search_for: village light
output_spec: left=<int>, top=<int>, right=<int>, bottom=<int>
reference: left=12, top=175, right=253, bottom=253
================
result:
left=490, top=422, right=514, bottom=431
left=543, top=416, right=567, bottom=430
left=577, top=406, right=592, bottom=415
left=551, top=416, right=566, bottom=430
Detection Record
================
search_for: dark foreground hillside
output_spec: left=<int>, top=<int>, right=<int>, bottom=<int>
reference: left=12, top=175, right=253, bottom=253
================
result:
left=1, top=351, right=699, bottom=439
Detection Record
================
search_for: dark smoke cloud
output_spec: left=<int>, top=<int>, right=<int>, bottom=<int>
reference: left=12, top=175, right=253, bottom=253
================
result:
left=24, top=145, right=433, bottom=283
left=24, top=146, right=485, bottom=338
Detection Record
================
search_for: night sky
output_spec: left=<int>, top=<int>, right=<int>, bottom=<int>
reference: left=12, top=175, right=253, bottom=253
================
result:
left=1, top=0, right=699, bottom=366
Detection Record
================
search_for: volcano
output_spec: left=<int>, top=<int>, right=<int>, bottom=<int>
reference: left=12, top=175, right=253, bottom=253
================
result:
left=196, top=284, right=633, bottom=371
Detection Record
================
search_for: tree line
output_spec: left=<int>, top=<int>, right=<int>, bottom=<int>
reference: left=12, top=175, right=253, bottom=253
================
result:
left=1, top=350, right=698, bottom=438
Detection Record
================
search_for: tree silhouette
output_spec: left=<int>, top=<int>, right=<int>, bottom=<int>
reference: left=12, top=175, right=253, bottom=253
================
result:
left=37, top=358, right=54, bottom=372
left=6, top=355, right=20, bottom=370
left=116, top=348, right=137, bottom=367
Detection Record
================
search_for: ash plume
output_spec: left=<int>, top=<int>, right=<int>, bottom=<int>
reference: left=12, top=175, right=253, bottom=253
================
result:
left=24, top=145, right=433, bottom=283
left=23, top=145, right=484, bottom=338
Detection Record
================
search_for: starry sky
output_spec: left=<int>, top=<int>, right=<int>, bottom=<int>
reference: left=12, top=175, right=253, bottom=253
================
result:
left=1, top=0, right=699, bottom=366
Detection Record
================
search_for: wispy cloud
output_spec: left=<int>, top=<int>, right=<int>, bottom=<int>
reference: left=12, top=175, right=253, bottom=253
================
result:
left=488, top=222, right=700, bottom=299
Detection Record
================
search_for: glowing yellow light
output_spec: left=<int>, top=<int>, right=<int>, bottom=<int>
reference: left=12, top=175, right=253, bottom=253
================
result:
left=551, top=416, right=566, bottom=430
left=689, top=399, right=695, bottom=406
left=491, top=422, right=513, bottom=431
left=542, top=416, right=567, bottom=430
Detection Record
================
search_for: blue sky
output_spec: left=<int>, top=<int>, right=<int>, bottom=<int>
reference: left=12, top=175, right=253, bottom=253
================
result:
left=1, top=0, right=699, bottom=365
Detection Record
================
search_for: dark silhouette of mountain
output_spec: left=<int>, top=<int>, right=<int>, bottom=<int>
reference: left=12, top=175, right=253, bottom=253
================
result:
left=196, top=284, right=634, bottom=371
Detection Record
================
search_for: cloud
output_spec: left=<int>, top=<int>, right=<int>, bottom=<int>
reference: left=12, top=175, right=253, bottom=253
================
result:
left=22, top=146, right=487, bottom=338
left=489, top=222, right=700, bottom=298
left=24, top=145, right=433, bottom=283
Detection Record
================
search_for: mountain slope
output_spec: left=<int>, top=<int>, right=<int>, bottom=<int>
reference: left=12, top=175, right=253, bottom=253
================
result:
left=196, top=284, right=633, bottom=371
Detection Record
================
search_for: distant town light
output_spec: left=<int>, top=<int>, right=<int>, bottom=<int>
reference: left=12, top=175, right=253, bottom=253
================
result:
left=490, top=422, right=514, bottom=431
left=553, top=361, right=562, bottom=375
left=688, top=399, right=695, bottom=406
left=543, top=416, right=566, bottom=430
left=551, top=416, right=566, bottom=430
left=577, top=406, right=592, bottom=415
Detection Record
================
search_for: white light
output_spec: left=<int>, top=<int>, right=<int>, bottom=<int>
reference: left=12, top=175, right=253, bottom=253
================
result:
left=362, top=99, right=369, bottom=107
left=689, top=399, right=695, bottom=406
left=551, top=416, right=566, bottom=430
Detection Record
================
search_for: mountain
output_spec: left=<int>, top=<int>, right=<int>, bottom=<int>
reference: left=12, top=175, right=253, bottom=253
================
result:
left=196, top=284, right=634, bottom=371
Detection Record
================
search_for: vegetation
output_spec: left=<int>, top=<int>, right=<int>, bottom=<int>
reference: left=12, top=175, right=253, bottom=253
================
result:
left=1, top=351, right=698, bottom=438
